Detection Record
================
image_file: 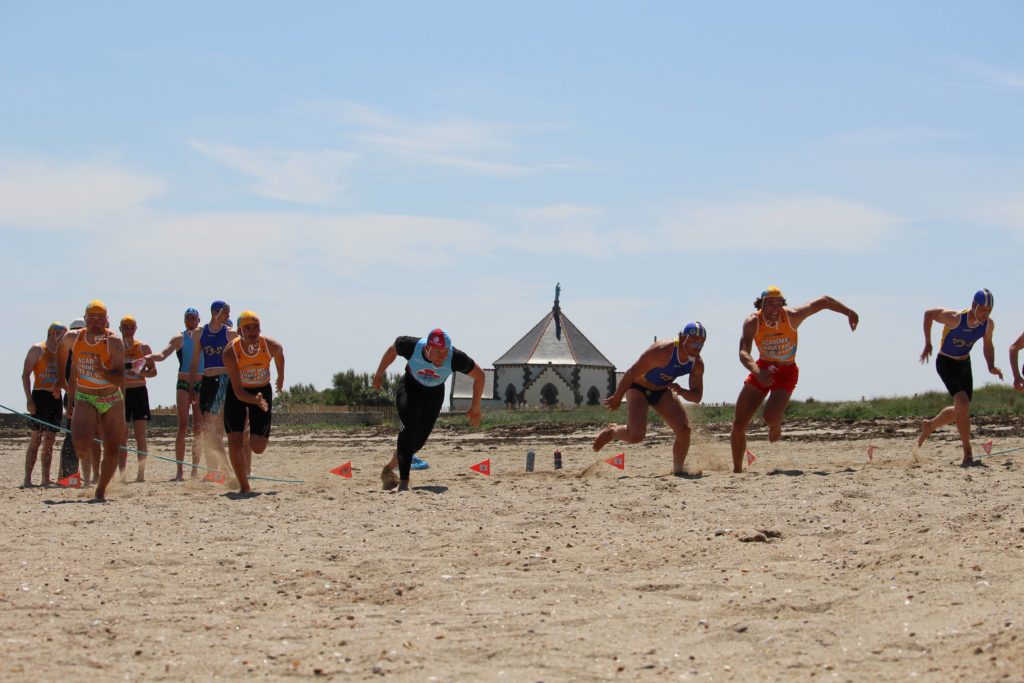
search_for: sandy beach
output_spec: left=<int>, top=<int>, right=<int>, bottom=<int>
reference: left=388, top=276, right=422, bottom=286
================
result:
left=2, top=422, right=1022, bottom=681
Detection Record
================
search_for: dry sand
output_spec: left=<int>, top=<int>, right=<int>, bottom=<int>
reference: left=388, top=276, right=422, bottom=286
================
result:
left=2, top=422, right=1023, bottom=682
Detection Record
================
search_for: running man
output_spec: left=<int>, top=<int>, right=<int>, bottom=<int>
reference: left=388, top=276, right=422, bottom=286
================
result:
left=593, top=322, right=707, bottom=475
left=54, top=300, right=126, bottom=500
left=374, top=329, right=485, bottom=493
left=145, top=307, right=205, bottom=480
left=730, top=286, right=859, bottom=473
left=918, top=289, right=1002, bottom=466
left=21, top=321, right=67, bottom=487
left=221, top=311, right=284, bottom=494
left=1010, top=328, right=1024, bottom=393
left=188, top=300, right=238, bottom=476
left=119, top=315, right=156, bottom=482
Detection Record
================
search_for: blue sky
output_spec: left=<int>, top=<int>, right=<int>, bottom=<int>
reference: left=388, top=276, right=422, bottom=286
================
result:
left=2, top=2, right=1023, bottom=411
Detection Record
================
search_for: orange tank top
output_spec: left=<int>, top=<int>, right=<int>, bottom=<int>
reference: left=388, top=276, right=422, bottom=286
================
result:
left=73, top=331, right=113, bottom=390
left=32, top=343, right=60, bottom=391
left=753, top=309, right=798, bottom=364
left=124, top=339, right=146, bottom=388
left=231, top=337, right=272, bottom=388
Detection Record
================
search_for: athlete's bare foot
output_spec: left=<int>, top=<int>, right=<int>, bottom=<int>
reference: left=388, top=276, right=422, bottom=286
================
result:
left=172, top=474, right=184, bottom=482
left=388, top=480, right=410, bottom=494
left=960, top=452, right=975, bottom=467
left=381, top=465, right=399, bottom=491
left=592, top=425, right=616, bottom=452
left=917, top=419, right=934, bottom=447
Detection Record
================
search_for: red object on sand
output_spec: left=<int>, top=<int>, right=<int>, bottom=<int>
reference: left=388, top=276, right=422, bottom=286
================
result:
left=330, top=462, right=353, bottom=478
left=746, top=449, right=757, bottom=465
left=470, top=459, right=490, bottom=475
left=605, top=453, right=625, bottom=470
left=205, top=471, right=226, bottom=484
left=57, top=473, right=82, bottom=488
left=867, top=445, right=876, bottom=462
left=982, top=440, right=993, bottom=455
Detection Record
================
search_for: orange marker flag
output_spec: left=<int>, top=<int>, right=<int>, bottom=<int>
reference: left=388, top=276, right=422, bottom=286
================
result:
left=867, top=445, right=876, bottom=462
left=57, top=473, right=82, bottom=488
left=470, top=459, right=491, bottom=475
left=982, top=440, right=993, bottom=455
left=605, top=452, right=625, bottom=470
left=330, top=462, right=353, bottom=478
left=746, top=449, right=757, bottom=465
left=205, top=471, right=226, bottom=484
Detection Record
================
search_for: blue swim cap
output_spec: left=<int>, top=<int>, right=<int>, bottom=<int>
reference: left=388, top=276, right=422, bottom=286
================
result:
left=184, top=307, right=200, bottom=317
left=681, top=321, right=707, bottom=338
left=211, top=300, right=228, bottom=313
left=973, top=289, right=994, bottom=308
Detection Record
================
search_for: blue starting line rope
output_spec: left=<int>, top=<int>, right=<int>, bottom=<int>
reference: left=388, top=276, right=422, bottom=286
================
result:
left=1, top=402, right=304, bottom=484
left=981, top=445, right=1024, bottom=459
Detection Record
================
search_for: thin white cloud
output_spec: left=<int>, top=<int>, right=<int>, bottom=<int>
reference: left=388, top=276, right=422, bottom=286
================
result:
left=329, top=101, right=569, bottom=176
left=659, top=196, right=904, bottom=251
left=0, top=157, right=164, bottom=229
left=517, top=204, right=604, bottom=222
left=979, top=195, right=1024, bottom=235
left=189, top=141, right=357, bottom=205
left=946, top=59, right=1024, bottom=91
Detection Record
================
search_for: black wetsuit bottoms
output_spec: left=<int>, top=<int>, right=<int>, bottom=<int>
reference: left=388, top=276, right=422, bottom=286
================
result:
left=936, top=354, right=973, bottom=400
left=395, top=377, right=445, bottom=480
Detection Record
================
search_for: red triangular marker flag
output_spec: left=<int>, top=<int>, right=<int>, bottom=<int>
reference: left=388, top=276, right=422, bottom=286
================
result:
left=205, top=471, right=226, bottom=484
left=982, top=440, right=993, bottom=455
left=470, top=459, right=490, bottom=475
left=605, top=452, right=625, bottom=470
left=867, top=445, right=875, bottom=462
left=57, top=473, right=82, bottom=488
left=330, top=462, right=353, bottom=478
left=746, top=449, right=757, bottom=465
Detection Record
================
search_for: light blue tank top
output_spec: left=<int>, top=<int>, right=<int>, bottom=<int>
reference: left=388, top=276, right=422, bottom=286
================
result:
left=178, top=330, right=205, bottom=374
left=406, top=338, right=454, bottom=388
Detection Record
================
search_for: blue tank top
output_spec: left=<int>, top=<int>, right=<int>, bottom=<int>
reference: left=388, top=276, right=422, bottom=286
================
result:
left=939, top=310, right=988, bottom=358
left=641, top=344, right=695, bottom=386
left=177, top=330, right=205, bottom=374
left=199, top=324, right=229, bottom=369
left=406, top=338, right=454, bottom=388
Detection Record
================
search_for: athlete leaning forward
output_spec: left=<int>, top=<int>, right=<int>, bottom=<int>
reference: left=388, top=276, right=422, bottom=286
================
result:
left=221, top=310, right=285, bottom=495
left=146, top=307, right=206, bottom=480
left=374, top=329, right=485, bottom=493
left=54, top=300, right=127, bottom=501
left=730, top=286, right=859, bottom=473
left=918, top=289, right=1002, bottom=467
left=592, top=322, right=707, bottom=475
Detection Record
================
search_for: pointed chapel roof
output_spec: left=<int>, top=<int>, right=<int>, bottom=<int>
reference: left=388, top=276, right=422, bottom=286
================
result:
left=493, top=286, right=614, bottom=368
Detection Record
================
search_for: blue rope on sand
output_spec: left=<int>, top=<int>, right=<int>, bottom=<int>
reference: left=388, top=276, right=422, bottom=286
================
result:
left=1, top=402, right=304, bottom=484
left=980, top=446, right=1024, bottom=459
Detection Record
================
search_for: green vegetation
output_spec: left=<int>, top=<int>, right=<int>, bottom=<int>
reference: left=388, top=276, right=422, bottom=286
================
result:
left=276, top=371, right=403, bottom=408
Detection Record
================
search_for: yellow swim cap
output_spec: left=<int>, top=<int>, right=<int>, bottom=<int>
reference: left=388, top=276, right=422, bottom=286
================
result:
left=760, top=285, right=785, bottom=300
left=85, top=299, right=107, bottom=315
left=120, top=315, right=136, bottom=326
left=237, top=310, right=260, bottom=329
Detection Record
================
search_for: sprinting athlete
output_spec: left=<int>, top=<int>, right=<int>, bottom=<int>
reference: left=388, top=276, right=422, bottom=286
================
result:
left=21, top=321, right=67, bottom=487
left=118, top=315, right=156, bottom=482
left=374, top=329, right=485, bottom=493
left=593, top=322, right=707, bottom=475
left=221, top=311, right=285, bottom=494
left=188, top=300, right=238, bottom=475
left=730, top=286, right=859, bottom=473
left=146, top=307, right=205, bottom=480
left=918, top=289, right=1002, bottom=466
left=54, top=300, right=126, bottom=500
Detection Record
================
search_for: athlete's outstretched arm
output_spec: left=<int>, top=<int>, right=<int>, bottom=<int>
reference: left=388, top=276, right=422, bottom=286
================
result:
left=920, top=308, right=961, bottom=364
left=788, top=296, right=859, bottom=330
left=1010, top=331, right=1024, bottom=391
left=982, top=319, right=1003, bottom=380
left=146, top=333, right=183, bottom=364
left=372, top=343, right=399, bottom=390
left=603, top=346, right=660, bottom=411
left=466, top=363, right=485, bottom=426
